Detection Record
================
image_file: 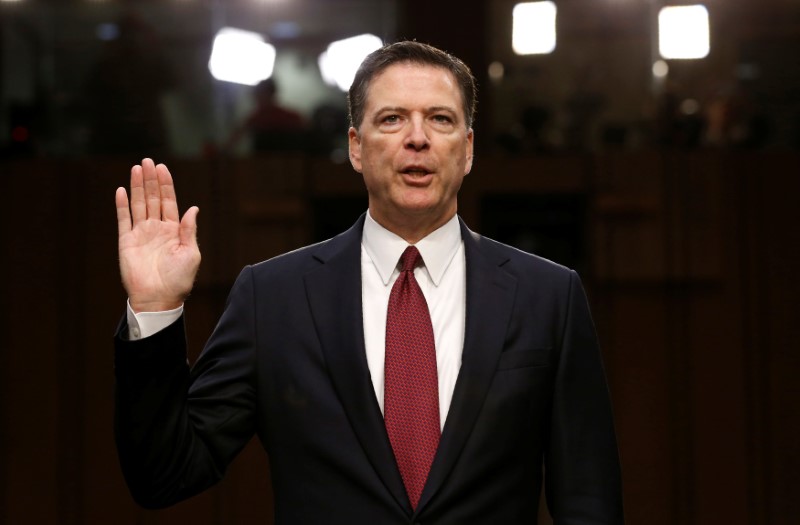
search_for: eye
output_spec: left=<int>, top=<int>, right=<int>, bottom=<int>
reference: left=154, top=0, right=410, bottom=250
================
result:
left=432, top=114, right=454, bottom=124
left=382, top=114, right=400, bottom=124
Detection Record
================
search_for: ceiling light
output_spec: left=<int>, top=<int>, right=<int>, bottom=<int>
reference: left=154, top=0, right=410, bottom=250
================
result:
left=208, top=27, right=276, bottom=86
left=659, top=5, right=710, bottom=60
left=512, top=1, right=557, bottom=55
left=318, top=34, right=383, bottom=92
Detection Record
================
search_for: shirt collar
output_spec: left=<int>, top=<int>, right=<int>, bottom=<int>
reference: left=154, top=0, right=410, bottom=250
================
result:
left=362, top=210, right=462, bottom=287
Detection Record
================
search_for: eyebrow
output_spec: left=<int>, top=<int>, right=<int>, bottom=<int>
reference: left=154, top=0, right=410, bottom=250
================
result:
left=372, top=105, right=459, bottom=118
left=373, top=106, right=406, bottom=116
left=427, top=106, right=458, bottom=115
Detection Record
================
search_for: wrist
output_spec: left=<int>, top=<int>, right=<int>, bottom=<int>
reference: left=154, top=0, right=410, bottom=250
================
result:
left=128, top=298, right=184, bottom=314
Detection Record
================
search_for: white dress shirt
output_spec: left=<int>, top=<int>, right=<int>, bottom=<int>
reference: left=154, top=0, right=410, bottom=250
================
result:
left=361, top=212, right=466, bottom=430
left=127, top=211, right=467, bottom=430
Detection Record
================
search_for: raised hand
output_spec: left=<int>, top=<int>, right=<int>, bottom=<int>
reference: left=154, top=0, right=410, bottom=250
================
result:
left=116, top=158, right=201, bottom=313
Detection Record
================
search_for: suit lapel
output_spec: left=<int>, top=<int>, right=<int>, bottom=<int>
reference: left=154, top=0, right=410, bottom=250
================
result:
left=303, top=215, right=411, bottom=514
left=416, top=220, right=518, bottom=513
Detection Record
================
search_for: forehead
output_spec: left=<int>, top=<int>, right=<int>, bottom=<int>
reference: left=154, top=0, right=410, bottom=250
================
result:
left=365, top=62, right=463, bottom=113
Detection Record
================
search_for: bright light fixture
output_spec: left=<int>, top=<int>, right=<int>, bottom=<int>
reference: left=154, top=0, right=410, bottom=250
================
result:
left=658, top=5, right=710, bottom=60
left=318, top=34, right=383, bottom=92
left=208, top=27, right=276, bottom=86
left=512, top=1, right=557, bottom=55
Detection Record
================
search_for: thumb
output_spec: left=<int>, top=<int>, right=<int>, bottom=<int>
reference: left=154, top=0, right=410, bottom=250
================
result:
left=180, top=206, right=200, bottom=248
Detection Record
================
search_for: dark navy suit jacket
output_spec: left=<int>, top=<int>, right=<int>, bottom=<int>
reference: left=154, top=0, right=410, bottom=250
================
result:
left=115, top=215, right=624, bottom=524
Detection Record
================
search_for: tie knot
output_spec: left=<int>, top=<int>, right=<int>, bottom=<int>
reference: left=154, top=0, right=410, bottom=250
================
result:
left=399, top=246, right=423, bottom=272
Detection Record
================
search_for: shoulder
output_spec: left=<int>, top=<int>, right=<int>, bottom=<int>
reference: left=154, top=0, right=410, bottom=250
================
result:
left=246, top=215, right=364, bottom=279
left=462, top=223, right=576, bottom=284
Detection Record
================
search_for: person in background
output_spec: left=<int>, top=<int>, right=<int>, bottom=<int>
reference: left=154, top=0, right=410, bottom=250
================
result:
left=223, top=77, right=309, bottom=154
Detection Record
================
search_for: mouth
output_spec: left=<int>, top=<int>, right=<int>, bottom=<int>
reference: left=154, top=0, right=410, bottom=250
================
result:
left=400, top=166, right=433, bottom=177
left=399, top=167, right=434, bottom=186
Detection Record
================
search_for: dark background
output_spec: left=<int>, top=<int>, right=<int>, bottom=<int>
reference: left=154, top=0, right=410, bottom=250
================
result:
left=1, top=1, right=798, bottom=523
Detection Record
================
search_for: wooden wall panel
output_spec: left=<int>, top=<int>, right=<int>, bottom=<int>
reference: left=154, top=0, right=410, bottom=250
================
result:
left=687, top=289, right=751, bottom=524
left=1, top=161, right=62, bottom=525
left=592, top=152, right=668, bottom=282
left=598, top=290, right=675, bottom=525
left=753, top=155, right=800, bottom=525
left=678, top=162, right=750, bottom=523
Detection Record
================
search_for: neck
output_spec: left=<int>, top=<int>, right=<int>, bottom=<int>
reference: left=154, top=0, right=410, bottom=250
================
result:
left=370, top=208, right=456, bottom=244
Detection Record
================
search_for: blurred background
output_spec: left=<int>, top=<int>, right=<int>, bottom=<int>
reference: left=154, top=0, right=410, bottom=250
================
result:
left=0, top=0, right=798, bottom=523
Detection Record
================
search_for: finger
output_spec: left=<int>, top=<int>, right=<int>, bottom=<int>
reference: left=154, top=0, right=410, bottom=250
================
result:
left=130, top=164, right=146, bottom=224
left=179, top=206, right=200, bottom=249
left=142, top=158, right=161, bottom=220
left=157, top=163, right=180, bottom=223
left=115, top=187, right=132, bottom=236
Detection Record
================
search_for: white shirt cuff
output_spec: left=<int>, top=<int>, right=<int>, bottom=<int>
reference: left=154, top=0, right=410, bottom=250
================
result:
left=126, top=300, right=183, bottom=340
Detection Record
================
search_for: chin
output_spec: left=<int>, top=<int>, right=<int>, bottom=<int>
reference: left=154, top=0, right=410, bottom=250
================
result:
left=396, top=195, right=439, bottom=213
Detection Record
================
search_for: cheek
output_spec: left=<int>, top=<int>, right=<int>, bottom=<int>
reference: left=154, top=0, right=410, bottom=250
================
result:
left=360, top=138, right=394, bottom=167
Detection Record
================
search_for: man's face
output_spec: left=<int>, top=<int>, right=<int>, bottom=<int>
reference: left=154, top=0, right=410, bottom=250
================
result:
left=349, top=62, right=474, bottom=235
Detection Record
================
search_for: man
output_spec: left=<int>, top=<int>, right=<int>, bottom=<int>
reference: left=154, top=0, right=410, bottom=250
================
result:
left=223, top=78, right=310, bottom=154
left=114, top=41, right=623, bottom=524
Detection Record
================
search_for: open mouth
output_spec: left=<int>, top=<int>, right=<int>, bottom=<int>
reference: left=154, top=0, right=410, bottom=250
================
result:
left=401, top=167, right=433, bottom=176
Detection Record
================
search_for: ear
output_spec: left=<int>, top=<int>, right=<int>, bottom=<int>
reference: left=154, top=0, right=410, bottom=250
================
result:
left=464, top=128, right=474, bottom=175
left=348, top=127, right=363, bottom=173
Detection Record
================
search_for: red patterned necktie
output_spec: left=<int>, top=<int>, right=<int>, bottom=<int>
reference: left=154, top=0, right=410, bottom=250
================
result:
left=384, top=245, right=440, bottom=510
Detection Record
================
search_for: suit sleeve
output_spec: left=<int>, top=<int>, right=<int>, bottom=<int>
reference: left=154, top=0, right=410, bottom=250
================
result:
left=545, top=270, right=624, bottom=524
left=114, top=266, right=258, bottom=509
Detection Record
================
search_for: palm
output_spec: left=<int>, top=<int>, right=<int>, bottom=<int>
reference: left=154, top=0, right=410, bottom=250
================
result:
left=116, top=159, right=200, bottom=312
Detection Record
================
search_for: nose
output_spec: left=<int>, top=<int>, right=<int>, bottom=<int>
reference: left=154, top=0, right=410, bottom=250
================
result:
left=404, top=116, right=430, bottom=151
